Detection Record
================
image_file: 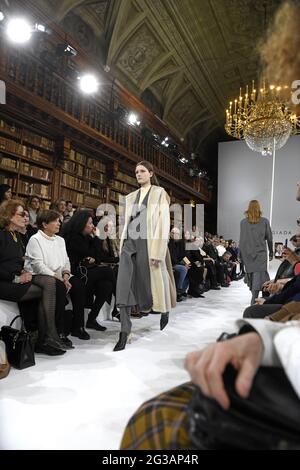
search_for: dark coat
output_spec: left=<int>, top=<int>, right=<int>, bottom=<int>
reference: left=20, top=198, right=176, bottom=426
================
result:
left=0, top=230, right=31, bottom=301
left=168, top=238, right=186, bottom=266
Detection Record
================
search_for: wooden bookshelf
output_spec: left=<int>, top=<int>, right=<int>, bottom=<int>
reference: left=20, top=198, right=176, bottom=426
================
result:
left=0, top=117, right=55, bottom=202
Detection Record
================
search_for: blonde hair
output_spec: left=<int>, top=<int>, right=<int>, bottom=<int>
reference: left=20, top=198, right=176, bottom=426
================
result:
left=260, top=1, right=300, bottom=103
left=245, top=200, right=262, bottom=224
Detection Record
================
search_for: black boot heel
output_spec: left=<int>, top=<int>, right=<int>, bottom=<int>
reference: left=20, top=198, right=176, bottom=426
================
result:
left=160, top=313, right=169, bottom=331
left=113, top=332, right=128, bottom=351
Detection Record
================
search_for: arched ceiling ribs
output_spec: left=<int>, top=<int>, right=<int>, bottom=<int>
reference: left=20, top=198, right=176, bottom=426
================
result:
left=139, top=53, right=180, bottom=91
left=106, top=10, right=146, bottom=66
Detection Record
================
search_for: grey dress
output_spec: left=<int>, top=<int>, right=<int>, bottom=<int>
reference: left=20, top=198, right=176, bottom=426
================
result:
left=239, top=217, right=273, bottom=291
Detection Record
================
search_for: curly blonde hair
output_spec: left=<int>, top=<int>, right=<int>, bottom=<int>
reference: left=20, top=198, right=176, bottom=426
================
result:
left=260, top=1, right=300, bottom=96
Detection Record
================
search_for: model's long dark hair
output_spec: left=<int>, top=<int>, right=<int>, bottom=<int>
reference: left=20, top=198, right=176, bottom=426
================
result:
left=61, top=209, right=92, bottom=240
left=136, top=161, right=160, bottom=186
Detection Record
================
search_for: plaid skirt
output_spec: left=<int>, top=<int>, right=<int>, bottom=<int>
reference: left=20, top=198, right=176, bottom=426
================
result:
left=120, top=382, right=196, bottom=450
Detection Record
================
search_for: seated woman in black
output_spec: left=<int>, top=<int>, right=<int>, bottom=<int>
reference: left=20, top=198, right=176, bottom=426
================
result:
left=186, top=238, right=206, bottom=297
left=62, top=210, right=114, bottom=332
left=0, top=200, right=65, bottom=356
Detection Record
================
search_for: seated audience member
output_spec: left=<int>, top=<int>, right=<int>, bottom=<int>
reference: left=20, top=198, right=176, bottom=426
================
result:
left=185, top=238, right=206, bottom=297
left=64, top=200, right=74, bottom=223
left=262, top=235, right=300, bottom=298
left=120, top=319, right=300, bottom=449
left=203, top=237, right=226, bottom=287
left=17, top=209, right=37, bottom=250
left=219, top=251, right=233, bottom=286
left=227, top=240, right=243, bottom=279
left=27, top=195, right=41, bottom=229
left=62, top=210, right=115, bottom=332
left=0, top=200, right=65, bottom=356
left=25, top=210, right=89, bottom=344
left=216, top=239, right=226, bottom=257
left=50, top=199, right=67, bottom=233
left=193, top=236, right=220, bottom=291
left=96, top=215, right=119, bottom=319
left=243, top=272, right=300, bottom=319
left=0, top=184, right=12, bottom=205
left=168, top=227, right=190, bottom=302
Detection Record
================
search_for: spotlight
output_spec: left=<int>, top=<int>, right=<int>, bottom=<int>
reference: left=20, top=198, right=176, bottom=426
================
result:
left=35, top=23, right=45, bottom=32
left=128, top=113, right=140, bottom=126
left=0, top=11, right=4, bottom=22
left=79, top=74, right=99, bottom=94
left=179, top=156, right=189, bottom=164
left=161, top=137, right=169, bottom=147
left=56, top=43, right=77, bottom=57
left=6, top=18, right=32, bottom=43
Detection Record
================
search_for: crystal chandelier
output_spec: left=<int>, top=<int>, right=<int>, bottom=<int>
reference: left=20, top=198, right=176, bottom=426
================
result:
left=225, top=81, right=300, bottom=154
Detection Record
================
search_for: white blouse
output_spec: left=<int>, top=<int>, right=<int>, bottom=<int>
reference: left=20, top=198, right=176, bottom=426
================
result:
left=25, top=230, right=71, bottom=280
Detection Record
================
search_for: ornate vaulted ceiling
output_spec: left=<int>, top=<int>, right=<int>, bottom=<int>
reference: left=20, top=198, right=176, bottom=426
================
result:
left=35, top=0, right=283, bottom=151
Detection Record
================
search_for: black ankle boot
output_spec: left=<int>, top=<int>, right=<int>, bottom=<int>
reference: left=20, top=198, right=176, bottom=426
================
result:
left=113, top=332, right=128, bottom=351
left=86, top=318, right=107, bottom=331
left=160, top=313, right=169, bottom=331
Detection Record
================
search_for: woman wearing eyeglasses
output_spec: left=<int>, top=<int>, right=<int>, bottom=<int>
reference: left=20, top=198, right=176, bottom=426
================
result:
left=0, top=200, right=66, bottom=356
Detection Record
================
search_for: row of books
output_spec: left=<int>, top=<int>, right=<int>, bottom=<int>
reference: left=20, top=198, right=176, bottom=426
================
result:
left=0, top=155, right=19, bottom=170
left=111, top=180, right=133, bottom=194
left=0, top=155, right=52, bottom=181
left=85, top=184, right=106, bottom=197
left=69, top=149, right=86, bottom=165
left=18, top=180, right=51, bottom=198
left=85, top=169, right=105, bottom=184
left=0, top=174, right=15, bottom=188
left=20, top=163, right=52, bottom=181
left=116, top=171, right=137, bottom=187
left=0, top=119, right=55, bottom=151
left=60, top=187, right=84, bottom=205
left=61, top=173, right=85, bottom=191
left=0, top=136, right=52, bottom=166
left=61, top=160, right=84, bottom=177
left=87, top=158, right=106, bottom=173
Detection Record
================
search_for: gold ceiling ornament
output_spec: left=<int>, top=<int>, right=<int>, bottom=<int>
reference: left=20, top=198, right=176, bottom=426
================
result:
left=225, top=80, right=300, bottom=154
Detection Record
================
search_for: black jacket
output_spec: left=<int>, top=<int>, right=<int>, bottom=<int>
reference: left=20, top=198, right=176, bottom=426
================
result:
left=168, top=238, right=187, bottom=266
left=186, top=248, right=204, bottom=266
left=0, top=230, right=30, bottom=301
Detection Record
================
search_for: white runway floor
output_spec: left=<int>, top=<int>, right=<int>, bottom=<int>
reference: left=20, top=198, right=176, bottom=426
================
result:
left=0, top=276, right=258, bottom=450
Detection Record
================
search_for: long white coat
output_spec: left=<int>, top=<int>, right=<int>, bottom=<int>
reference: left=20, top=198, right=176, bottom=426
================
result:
left=120, top=185, right=176, bottom=313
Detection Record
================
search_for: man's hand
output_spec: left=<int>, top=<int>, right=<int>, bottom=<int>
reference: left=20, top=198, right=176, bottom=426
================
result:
left=255, top=297, right=266, bottom=304
left=268, top=281, right=283, bottom=295
left=185, top=333, right=263, bottom=410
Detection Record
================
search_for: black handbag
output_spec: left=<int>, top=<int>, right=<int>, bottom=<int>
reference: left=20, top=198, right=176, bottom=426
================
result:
left=188, top=365, right=300, bottom=450
left=0, top=315, right=35, bottom=370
